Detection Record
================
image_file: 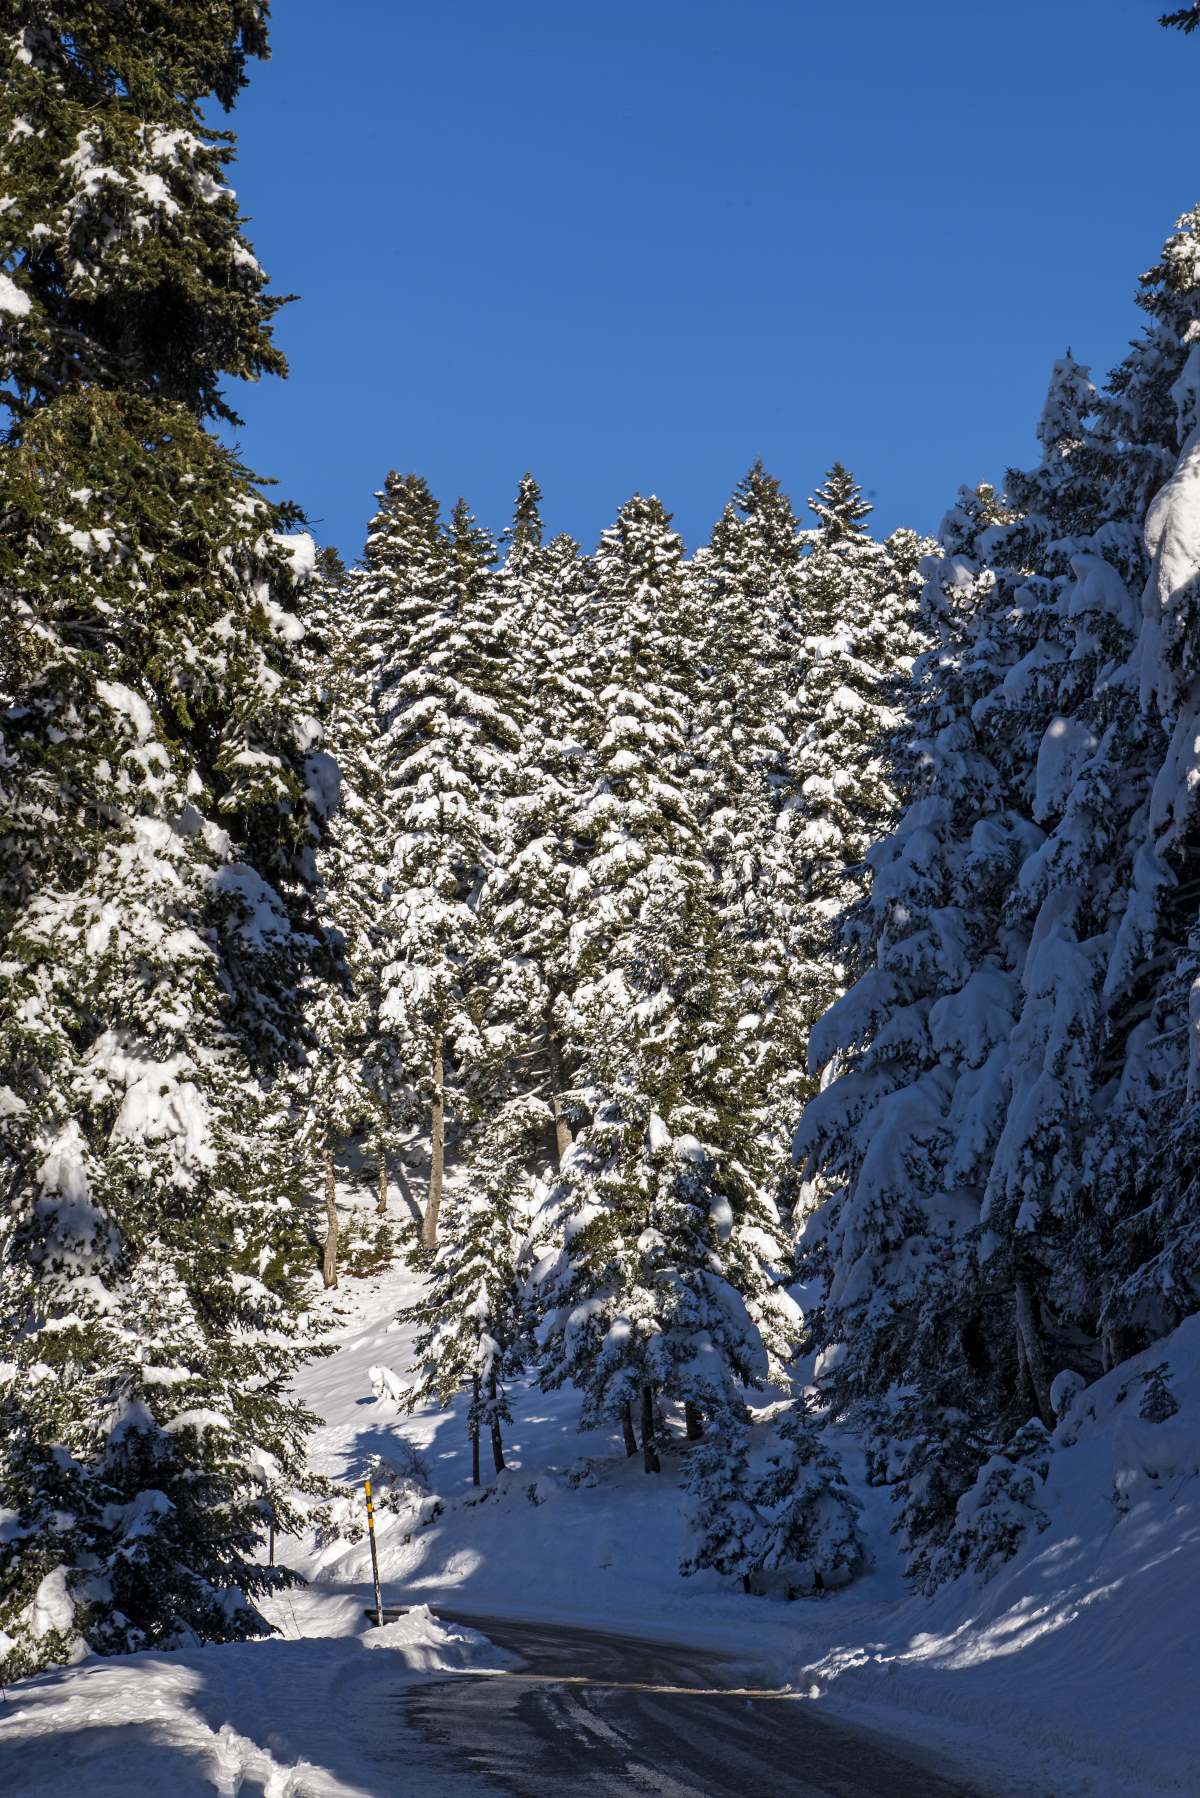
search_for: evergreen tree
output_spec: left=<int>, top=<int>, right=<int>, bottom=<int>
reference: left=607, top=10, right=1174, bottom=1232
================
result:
left=1094, top=206, right=1200, bottom=1356
left=680, top=1422, right=761, bottom=1590
left=482, top=479, right=596, bottom=1174
left=753, top=1402, right=864, bottom=1593
left=296, top=552, right=395, bottom=1280
left=533, top=496, right=795, bottom=1468
left=0, top=4, right=330, bottom=1674
left=0, top=4, right=284, bottom=428
left=787, top=469, right=930, bottom=1079
left=398, top=1103, right=530, bottom=1485
left=689, top=466, right=810, bottom=1193
left=359, top=476, right=519, bottom=1250
left=794, top=208, right=1200, bottom=1586
left=807, top=462, right=873, bottom=539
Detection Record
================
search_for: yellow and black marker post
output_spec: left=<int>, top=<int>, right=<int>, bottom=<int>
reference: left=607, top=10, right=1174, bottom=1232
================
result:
left=364, top=1477, right=384, bottom=1626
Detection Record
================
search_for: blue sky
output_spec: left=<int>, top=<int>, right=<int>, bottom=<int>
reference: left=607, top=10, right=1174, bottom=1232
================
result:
left=224, top=1, right=1200, bottom=558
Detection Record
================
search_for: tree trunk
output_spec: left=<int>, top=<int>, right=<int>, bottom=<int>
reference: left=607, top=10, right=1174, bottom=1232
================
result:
left=1014, top=1322, right=1035, bottom=1413
left=422, top=1034, right=445, bottom=1251
left=684, top=1401, right=704, bottom=1441
left=640, top=1384, right=660, bottom=1474
left=322, top=1147, right=339, bottom=1289
left=470, top=1373, right=481, bottom=1486
left=621, top=1402, right=638, bottom=1458
left=376, top=1143, right=389, bottom=1217
left=1014, top=1277, right=1053, bottom=1427
left=546, top=1025, right=573, bottom=1169
left=653, top=1389, right=668, bottom=1441
left=488, top=1366, right=505, bottom=1474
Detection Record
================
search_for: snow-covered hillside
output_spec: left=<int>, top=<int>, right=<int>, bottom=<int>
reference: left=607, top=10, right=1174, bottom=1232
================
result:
left=286, top=1250, right=1200, bottom=1796
left=3, top=1228, right=1198, bottom=1796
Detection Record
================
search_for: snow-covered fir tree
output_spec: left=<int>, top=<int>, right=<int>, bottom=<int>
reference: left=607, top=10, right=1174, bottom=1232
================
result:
left=688, top=465, right=811, bottom=1191
left=785, top=468, right=929, bottom=1067
left=1091, top=205, right=1200, bottom=1359
left=356, top=476, right=519, bottom=1251
left=398, top=1095, right=531, bottom=1484
left=294, top=552, right=397, bottom=1284
left=477, top=478, right=596, bottom=1177
left=680, top=1421, right=761, bottom=1590
left=793, top=206, right=1200, bottom=1585
left=532, top=495, right=797, bottom=1469
left=753, top=1400, right=864, bottom=1594
left=0, top=5, right=333, bottom=1675
left=0, top=2, right=284, bottom=427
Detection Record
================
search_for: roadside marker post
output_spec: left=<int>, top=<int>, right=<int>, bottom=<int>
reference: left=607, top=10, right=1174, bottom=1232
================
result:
left=364, top=1477, right=384, bottom=1627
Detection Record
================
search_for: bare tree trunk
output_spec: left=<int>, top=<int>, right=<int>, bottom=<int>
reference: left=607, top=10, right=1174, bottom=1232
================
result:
left=653, top=1389, right=668, bottom=1440
left=488, top=1366, right=505, bottom=1474
left=470, top=1372, right=481, bottom=1487
left=1014, top=1278, right=1053, bottom=1427
left=422, top=1034, right=444, bottom=1251
left=640, top=1384, right=660, bottom=1474
left=546, top=1024, right=573, bottom=1169
left=684, top=1401, right=704, bottom=1441
left=322, top=1147, right=339, bottom=1289
left=376, top=1143, right=389, bottom=1217
left=621, top=1402, right=638, bottom=1458
left=1014, top=1322, right=1035, bottom=1412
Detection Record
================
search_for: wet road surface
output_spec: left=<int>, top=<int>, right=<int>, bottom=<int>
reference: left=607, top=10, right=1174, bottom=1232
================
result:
left=402, top=1611, right=987, bottom=1797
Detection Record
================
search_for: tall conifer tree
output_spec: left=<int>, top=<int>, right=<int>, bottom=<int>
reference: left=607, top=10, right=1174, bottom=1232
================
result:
left=0, top=2, right=331, bottom=1673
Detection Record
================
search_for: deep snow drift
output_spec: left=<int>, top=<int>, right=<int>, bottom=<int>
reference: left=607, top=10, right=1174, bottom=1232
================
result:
left=3, top=1227, right=1197, bottom=1796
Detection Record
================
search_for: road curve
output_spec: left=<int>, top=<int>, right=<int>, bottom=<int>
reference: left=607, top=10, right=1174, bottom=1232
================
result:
left=402, top=1611, right=986, bottom=1797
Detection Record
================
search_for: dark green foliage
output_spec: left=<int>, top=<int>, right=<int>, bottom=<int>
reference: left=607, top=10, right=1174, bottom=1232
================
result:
left=0, top=0, right=333, bottom=1677
left=1, top=3, right=285, bottom=428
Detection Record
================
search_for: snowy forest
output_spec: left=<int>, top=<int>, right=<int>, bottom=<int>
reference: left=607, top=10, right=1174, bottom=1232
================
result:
left=3, top=9, right=1200, bottom=1788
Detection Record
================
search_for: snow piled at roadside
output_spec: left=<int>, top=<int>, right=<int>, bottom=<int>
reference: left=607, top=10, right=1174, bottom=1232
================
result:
left=0, top=1588, right=507, bottom=1796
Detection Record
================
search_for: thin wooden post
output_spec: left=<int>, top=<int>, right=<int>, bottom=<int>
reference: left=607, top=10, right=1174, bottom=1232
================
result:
left=364, top=1477, right=384, bottom=1626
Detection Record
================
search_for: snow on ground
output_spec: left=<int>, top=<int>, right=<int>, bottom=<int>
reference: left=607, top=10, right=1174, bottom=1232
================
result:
left=285, top=1252, right=1200, bottom=1798
left=0, top=1592, right=507, bottom=1796
left=4, top=1212, right=1197, bottom=1796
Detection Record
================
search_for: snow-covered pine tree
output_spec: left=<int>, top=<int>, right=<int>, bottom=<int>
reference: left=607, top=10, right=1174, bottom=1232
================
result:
left=688, top=465, right=811, bottom=1196
left=476, top=478, right=596, bottom=1178
left=532, top=495, right=796, bottom=1469
left=293, top=551, right=397, bottom=1282
left=0, top=5, right=332, bottom=1674
left=785, top=468, right=929, bottom=1076
left=807, top=462, right=874, bottom=539
left=0, top=2, right=284, bottom=427
left=753, top=1400, right=864, bottom=1594
left=794, top=213, right=1200, bottom=1586
left=1090, top=206, right=1200, bottom=1357
left=359, top=477, right=519, bottom=1250
left=398, top=1094, right=531, bottom=1485
left=680, top=1421, right=761, bottom=1590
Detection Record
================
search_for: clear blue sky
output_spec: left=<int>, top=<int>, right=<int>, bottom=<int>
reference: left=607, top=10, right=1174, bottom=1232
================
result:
left=223, top=1, right=1200, bottom=559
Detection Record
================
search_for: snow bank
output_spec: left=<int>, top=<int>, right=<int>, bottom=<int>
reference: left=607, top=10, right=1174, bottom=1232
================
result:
left=781, top=1324, right=1200, bottom=1795
left=0, top=1589, right=506, bottom=1798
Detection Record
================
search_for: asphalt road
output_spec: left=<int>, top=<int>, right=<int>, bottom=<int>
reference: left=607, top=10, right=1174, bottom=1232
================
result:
left=402, top=1611, right=987, bottom=1797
